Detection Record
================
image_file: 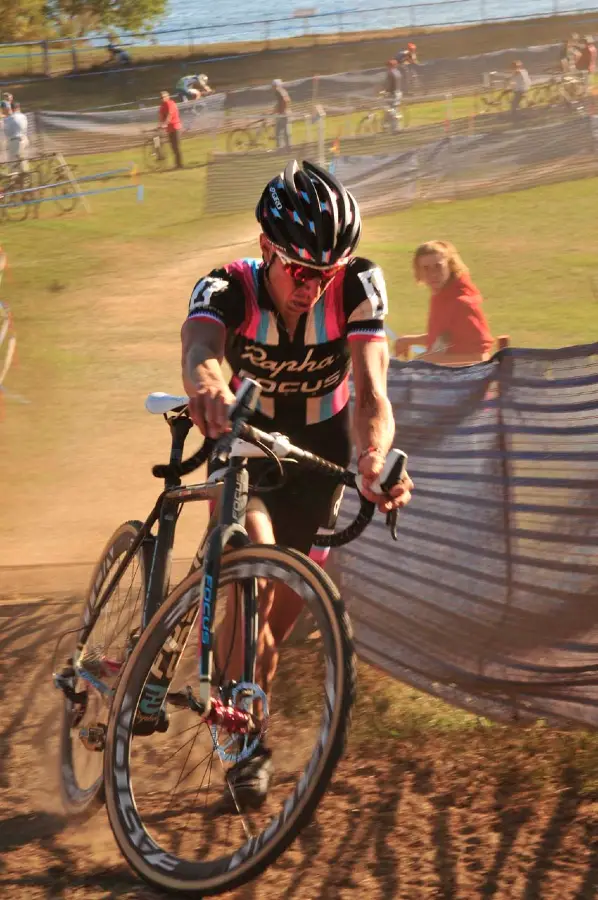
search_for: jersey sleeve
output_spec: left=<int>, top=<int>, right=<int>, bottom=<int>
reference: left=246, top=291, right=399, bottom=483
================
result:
left=342, top=257, right=388, bottom=343
left=186, top=267, right=245, bottom=331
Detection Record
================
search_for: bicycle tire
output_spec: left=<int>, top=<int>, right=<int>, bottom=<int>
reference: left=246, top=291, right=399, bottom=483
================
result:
left=58, top=519, right=154, bottom=818
left=104, top=543, right=355, bottom=896
left=143, top=135, right=167, bottom=171
left=227, top=129, right=252, bottom=152
left=1, top=172, right=35, bottom=223
left=51, top=165, right=79, bottom=213
left=356, top=112, right=377, bottom=135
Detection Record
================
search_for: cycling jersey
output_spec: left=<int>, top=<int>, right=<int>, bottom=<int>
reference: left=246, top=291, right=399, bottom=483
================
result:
left=186, top=256, right=388, bottom=428
left=176, top=75, right=198, bottom=93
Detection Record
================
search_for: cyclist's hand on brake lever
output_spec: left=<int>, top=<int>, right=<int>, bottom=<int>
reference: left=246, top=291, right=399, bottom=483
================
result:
left=189, top=381, right=236, bottom=439
left=358, top=449, right=413, bottom=513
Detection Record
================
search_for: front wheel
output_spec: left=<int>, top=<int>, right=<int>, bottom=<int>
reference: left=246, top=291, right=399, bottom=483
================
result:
left=104, top=543, right=355, bottom=896
left=58, top=520, right=154, bottom=818
left=357, top=111, right=381, bottom=135
left=143, top=134, right=167, bottom=171
left=51, top=164, right=79, bottom=213
left=227, top=128, right=252, bottom=152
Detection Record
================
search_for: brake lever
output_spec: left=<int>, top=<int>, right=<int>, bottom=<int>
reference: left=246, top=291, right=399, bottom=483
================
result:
left=386, top=508, right=399, bottom=541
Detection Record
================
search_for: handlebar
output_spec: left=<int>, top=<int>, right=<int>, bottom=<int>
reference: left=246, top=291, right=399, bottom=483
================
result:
left=152, top=378, right=408, bottom=547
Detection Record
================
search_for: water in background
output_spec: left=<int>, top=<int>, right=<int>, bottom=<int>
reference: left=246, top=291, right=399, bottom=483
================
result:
left=152, top=0, right=595, bottom=44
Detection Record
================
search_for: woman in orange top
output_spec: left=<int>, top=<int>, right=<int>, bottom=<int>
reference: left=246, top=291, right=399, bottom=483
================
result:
left=395, top=240, right=494, bottom=365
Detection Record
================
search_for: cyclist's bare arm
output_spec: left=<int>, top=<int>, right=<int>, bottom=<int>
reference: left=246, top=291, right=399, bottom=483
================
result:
left=181, top=318, right=235, bottom=437
left=350, top=339, right=410, bottom=510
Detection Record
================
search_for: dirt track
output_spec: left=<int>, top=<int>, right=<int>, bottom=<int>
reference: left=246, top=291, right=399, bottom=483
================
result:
left=3, top=593, right=598, bottom=900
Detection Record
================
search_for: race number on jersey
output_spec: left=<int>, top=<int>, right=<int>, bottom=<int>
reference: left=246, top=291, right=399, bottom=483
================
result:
left=357, top=267, right=388, bottom=318
left=188, top=276, right=230, bottom=314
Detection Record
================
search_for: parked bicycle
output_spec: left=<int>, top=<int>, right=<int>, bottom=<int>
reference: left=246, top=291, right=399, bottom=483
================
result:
left=480, top=71, right=537, bottom=113
left=142, top=128, right=168, bottom=171
left=480, top=68, right=588, bottom=114
left=0, top=167, right=38, bottom=223
left=533, top=68, right=588, bottom=109
left=357, top=97, right=408, bottom=135
left=53, top=377, right=406, bottom=895
left=227, top=118, right=276, bottom=153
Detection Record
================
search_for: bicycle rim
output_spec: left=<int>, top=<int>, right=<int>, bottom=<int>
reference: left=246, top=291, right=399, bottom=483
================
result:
left=3, top=177, right=31, bottom=223
left=104, top=544, right=355, bottom=895
left=228, top=130, right=250, bottom=152
left=59, top=520, right=152, bottom=817
left=52, top=168, right=78, bottom=213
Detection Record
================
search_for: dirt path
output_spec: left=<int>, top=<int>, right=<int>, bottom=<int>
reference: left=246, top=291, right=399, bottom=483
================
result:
left=1, top=231, right=258, bottom=585
left=2, top=594, right=598, bottom=900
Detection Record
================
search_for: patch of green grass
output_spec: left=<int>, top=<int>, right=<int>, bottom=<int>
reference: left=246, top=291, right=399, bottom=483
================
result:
left=361, top=178, right=598, bottom=348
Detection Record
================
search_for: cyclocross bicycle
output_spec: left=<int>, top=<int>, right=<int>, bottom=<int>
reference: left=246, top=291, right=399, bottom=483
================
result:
left=356, top=93, right=408, bottom=136
left=142, top=128, right=168, bottom=172
left=226, top=118, right=276, bottom=153
left=53, top=378, right=406, bottom=896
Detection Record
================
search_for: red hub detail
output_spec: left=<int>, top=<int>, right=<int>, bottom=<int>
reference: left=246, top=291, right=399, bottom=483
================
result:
left=205, top=698, right=252, bottom=734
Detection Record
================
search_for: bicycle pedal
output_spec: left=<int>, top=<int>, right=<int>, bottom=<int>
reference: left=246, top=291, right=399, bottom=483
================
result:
left=79, top=722, right=106, bottom=752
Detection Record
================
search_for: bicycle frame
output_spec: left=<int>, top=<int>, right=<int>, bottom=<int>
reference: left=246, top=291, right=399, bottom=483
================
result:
left=64, top=410, right=263, bottom=740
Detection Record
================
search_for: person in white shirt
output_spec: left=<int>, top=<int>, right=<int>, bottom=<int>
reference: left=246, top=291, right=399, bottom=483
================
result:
left=2, top=102, right=29, bottom=171
left=509, top=60, right=531, bottom=120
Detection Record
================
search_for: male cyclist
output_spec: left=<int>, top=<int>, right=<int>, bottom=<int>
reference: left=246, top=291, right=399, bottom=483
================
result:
left=176, top=73, right=202, bottom=101
left=181, top=159, right=413, bottom=806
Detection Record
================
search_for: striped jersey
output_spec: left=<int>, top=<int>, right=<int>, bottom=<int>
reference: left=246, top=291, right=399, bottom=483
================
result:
left=186, top=256, right=387, bottom=426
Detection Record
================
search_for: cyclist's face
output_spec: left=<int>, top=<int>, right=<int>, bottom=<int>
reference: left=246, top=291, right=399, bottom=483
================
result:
left=417, top=252, right=451, bottom=292
left=261, top=235, right=335, bottom=315
left=270, top=256, right=325, bottom=313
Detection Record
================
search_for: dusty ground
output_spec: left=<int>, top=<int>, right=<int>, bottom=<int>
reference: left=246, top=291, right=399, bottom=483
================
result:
left=3, top=593, right=598, bottom=899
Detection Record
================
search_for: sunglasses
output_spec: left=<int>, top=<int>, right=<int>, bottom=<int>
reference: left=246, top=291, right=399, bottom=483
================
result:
left=276, top=254, right=344, bottom=286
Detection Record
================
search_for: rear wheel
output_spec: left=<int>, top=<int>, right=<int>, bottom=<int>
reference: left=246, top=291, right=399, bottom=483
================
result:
left=227, top=129, right=252, bottom=152
left=143, top=134, right=167, bottom=171
left=104, top=544, right=355, bottom=896
left=1, top=171, right=36, bottom=223
left=356, top=111, right=380, bottom=135
left=51, top=164, right=79, bottom=213
left=57, top=520, right=154, bottom=818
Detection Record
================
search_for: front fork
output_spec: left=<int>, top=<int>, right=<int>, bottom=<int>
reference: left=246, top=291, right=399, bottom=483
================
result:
left=134, top=459, right=258, bottom=737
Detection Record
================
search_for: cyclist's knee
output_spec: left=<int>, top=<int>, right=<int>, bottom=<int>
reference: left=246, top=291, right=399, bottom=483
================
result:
left=246, top=498, right=275, bottom=544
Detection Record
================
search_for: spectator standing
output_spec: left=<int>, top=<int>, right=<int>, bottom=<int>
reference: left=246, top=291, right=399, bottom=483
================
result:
left=158, top=90, right=183, bottom=169
left=382, top=59, right=402, bottom=133
left=272, top=78, right=291, bottom=149
left=394, top=241, right=494, bottom=365
left=559, top=35, right=578, bottom=71
left=509, top=60, right=531, bottom=120
left=2, top=92, right=14, bottom=112
left=575, top=35, right=596, bottom=87
left=2, top=102, right=30, bottom=172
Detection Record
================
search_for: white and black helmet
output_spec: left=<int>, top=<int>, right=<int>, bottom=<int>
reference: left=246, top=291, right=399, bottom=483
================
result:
left=256, top=159, right=362, bottom=267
